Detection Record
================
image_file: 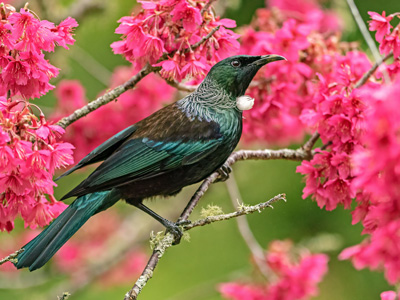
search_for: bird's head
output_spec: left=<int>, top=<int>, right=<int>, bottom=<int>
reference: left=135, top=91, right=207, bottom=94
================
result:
left=207, top=55, right=286, bottom=98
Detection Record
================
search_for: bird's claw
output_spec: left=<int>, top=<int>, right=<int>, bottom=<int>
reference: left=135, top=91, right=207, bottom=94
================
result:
left=165, top=220, right=184, bottom=245
left=215, top=163, right=232, bottom=182
left=176, top=219, right=191, bottom=226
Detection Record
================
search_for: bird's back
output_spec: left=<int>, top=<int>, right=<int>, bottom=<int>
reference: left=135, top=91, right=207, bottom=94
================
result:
left=63, top=85, right=242, bottom=202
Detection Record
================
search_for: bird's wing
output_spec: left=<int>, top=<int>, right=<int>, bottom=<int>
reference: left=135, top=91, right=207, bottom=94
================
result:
left=56, top=125, right=137, bottom=180
left=62, top=103, right=223, bottom=199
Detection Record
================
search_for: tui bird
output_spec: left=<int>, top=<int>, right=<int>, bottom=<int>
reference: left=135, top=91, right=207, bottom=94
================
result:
left=14, top=54, right=286, bottom=271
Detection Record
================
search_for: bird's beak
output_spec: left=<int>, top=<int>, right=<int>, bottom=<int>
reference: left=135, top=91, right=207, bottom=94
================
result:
left=251, top=54, right=287, bottom=66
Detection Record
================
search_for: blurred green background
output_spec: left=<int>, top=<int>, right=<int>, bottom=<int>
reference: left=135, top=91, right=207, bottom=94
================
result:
left=1, top=0, right=399, bottom=299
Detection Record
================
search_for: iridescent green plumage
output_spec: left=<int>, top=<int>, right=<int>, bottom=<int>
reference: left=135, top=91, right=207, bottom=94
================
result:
left=14, top=54, right=285, bottom=271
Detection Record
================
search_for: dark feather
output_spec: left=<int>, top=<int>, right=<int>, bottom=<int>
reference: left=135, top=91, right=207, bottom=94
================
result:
left=55, top=125, right=137, bottom=180
left=62, top=104, right=223, bottom=199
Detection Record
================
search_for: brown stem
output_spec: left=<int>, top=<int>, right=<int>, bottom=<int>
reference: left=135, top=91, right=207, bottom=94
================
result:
left=354, top=52, right=393, bottom=88
left=124, top=193, right=285, bottom=300
left=56, top=65, right=157, bottom=129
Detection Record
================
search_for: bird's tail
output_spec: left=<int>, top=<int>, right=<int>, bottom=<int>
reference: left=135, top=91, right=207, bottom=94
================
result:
left=14, top=189, right=120, bottom=271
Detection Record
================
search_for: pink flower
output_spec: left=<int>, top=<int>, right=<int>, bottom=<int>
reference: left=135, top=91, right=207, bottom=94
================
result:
left=368, top=11, right=393, bottom=43
left=219, top=240, right=328, bottom=300
left=379, top=32, right=400, bottom=59
left=381, top=291, right=397, bottom=300
left=49, top=142, right=75, bottom=172
left=172, top=1, right=202, bottom=32
left=8, top=9, right=40, bottom=45
left=112, top=0, right=238, bottom=79
left=2, top=59, right=29, bottom=87
left=22, top=196, right=66, bottom=229
left=219, top=283, right=265, bottom=300
left=158, top=52, right=183, bottom=81
left=340, top=220, right=400, bottom=284
left=0, top=22, right=14, bottom=50
left=52, top=17, right=78, bottom=49
left=181, top=52, right=209, bottom=79
left=268, top=0, right=341, bottom=32
left=142, top=34, right=166, bottom=64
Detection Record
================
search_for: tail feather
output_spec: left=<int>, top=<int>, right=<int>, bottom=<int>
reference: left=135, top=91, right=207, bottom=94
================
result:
left=14, top=190, right=120, bottom=271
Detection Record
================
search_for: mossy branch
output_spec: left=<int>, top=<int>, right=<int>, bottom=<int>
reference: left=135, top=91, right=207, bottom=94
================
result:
left=124, top=194, right=286, bottom=300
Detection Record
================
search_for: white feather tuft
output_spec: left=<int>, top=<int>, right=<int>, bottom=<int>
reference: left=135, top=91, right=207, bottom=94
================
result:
left=236, top=95, right=255, bottom=111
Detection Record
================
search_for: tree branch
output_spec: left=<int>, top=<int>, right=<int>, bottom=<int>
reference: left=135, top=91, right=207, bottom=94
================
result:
left=124, top=194, right=286, bottom=300
left=56, top=26, right=221, bottom=129
left=124, top=144, right=312, bottom=299
left=225, top=174, right=276, bottom=279
left=302, top=132, right=320, bottom=154
left=0, top=249, right=24, bottom=266
left=184, top=194, right=286, bottom=229
left=56, top=65, right=158, bottom=129
left=166, top=80, right=197, bottom=93
left=354, top=51, right=393, bottom=88
left=346, top=0, right=391, bottom=83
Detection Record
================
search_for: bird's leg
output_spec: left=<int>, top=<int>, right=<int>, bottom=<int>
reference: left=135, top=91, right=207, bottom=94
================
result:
left=133, top=202, right=184, bottom=245
left=215, top=163, right=232, bottom=182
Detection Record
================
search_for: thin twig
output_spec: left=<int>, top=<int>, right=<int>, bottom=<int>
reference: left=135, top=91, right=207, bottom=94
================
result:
left=124, top=194, right=285, bottom=300
left=354, top=51, right=393, bottom=88
left=164, top=76, right=275, bottom=93
left=125, top=146, right=311, bottom=299
left=56, top=65, right=157, bottom=128
left=201, top=0, right=217, bottom=15
left=225, top=174, right=277, bottom=279
left=346, top=0, right=391, bottom=83
left=71, top=45, right=112, bottom=86
left=184, top=194, right=286, bottom=229
left=166, top=80, right=197, bottom=93
left=302, top=132, right=320, bottom=154
left=0, top=249, right=24, bottom=266
left=68, top=0, right=104, bottom=22
left=179, top=147, right=311, bottom=222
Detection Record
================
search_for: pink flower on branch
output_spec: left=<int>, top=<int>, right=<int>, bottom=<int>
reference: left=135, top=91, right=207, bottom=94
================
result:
left=368, top=11, right=393, bottom=43
left=0, top=97, right=74, bottom=232
left=111, top=0, right=239, bottom=81
left=0, top=6, right=78, bottom=99
left=171, top=0, right=202, bottom=32
left=219, top=240, right=329, bottom=300
left=379, top=31, right=400, bottom=59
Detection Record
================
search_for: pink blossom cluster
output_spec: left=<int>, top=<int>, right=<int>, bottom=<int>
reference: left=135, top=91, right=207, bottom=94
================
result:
left=219, top=240, right=329, bottom=300
left=51, top=67, right=176, bottom=162
left=0, top=97, right=74, bottom=232
left=368, top=11, right=400, bottom=58
left=294, top=10, right=400, bottom=286
left=267, top=0, right=342, bottom=33
left=111, top=0, right=239, bottom=81
left=240, top=0, right=342, bottom=146
left=0, top=210, right=147, bottom=285
left=297, top=51, right=373, bottom=211
left=0, top=5, right=77, bottom=99
left=338, top=79, right=400, bottom=284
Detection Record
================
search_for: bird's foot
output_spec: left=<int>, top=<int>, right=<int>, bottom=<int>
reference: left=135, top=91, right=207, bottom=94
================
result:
left=215, top=163, right=232, bottom=182
left=164, top=220, right=185, bottom=245
left=176, top=219, right=191, bottom=226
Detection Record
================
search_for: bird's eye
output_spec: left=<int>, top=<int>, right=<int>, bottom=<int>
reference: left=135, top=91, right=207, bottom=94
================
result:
left=231, top=60, right=241, bottom=67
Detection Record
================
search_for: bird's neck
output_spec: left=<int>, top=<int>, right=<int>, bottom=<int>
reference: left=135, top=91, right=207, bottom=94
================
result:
left=177, top=77, right=239, bottom=122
